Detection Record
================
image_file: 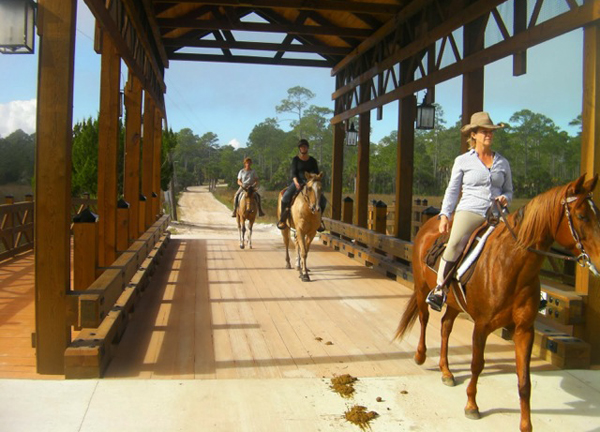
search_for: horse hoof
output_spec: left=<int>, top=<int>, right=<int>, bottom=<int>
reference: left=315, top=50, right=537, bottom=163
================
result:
left=301, top=274, right=310, bottom=282
left=240, top=245, right=244, bottom=249
left=286, top=263, right=291, bottom=269
left=464, top=408, right=481, bottom=420
left=295, top=266, right=301, bottom=271
left=442, top=376, right=455, bottom=387
left=414, top=353, right=426, bottom=365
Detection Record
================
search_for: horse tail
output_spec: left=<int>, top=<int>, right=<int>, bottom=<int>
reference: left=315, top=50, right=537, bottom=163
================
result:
left=393, top=292, right=419, bottom=342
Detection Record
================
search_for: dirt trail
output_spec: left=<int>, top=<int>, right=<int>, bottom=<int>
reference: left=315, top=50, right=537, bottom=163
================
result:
left=172, top=185, right=280, bottom=239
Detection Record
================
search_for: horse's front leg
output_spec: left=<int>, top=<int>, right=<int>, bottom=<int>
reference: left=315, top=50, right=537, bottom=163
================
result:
left=248, top=220, right=253, bottom=249
left=513, top=324, right=534, bottom=432
left=240, top=222, right=246, bottom=249
left=237, top=218, right=244, bottom=249
left=296, top=234, right=310, bottom=282
left=440, top=306, right=460, bottom=386
left=465, top=324, right=489, bottom=420
left=282, top=229, right=291, bottom=269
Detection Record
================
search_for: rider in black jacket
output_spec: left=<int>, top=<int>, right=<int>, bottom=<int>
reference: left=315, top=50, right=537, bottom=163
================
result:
left=277, top=139, right=326, bottom=230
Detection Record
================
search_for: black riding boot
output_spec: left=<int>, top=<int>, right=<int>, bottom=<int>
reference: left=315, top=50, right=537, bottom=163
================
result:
left=257, top=195, right=266, bottom=217
left=277, top=204, right=290, bottom=230
left=426, top=259, right=455, bottom=312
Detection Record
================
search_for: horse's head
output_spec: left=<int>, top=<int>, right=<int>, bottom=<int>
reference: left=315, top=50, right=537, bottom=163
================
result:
left=304, top=172, right=323, bottom=214
left=555, top=173, right=600, bottom=276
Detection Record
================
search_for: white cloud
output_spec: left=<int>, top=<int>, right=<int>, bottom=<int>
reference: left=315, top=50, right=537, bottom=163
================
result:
left=0, top=99, right=37, bottom=137
left=228, top=138, right=242, bottom=149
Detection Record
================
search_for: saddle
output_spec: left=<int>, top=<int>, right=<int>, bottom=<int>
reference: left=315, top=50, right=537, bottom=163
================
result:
left=424, top=222, right=494, bottom=289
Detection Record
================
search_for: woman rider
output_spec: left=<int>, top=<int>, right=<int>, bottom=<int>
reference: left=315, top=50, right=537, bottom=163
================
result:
left=426, top=112, right=513, bottom=311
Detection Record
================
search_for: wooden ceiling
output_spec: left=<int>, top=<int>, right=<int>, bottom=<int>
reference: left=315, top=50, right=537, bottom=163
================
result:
left=150, top=0, right=406, bottom=68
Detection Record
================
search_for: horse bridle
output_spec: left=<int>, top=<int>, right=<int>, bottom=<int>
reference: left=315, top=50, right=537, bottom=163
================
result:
left=496, top=195, right=599, bottom=275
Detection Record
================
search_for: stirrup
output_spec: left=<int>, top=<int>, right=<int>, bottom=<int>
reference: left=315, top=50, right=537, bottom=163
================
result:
left=317, top=221, right=326, bottom=232
left=426, top=287, right=446, bottom=312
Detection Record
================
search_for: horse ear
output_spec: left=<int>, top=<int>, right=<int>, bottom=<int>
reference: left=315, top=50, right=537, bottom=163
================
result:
left=316, top=172, right=323, bottom=181
left=304, top=172, right=312, bottom=181
left=567, top=173, right=587, bottom=196
left=583, top=173, right=599, bottom=193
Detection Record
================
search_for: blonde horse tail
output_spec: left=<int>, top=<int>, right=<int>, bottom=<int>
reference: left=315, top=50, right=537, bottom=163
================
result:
left=393, top=292, right=419, bottom=342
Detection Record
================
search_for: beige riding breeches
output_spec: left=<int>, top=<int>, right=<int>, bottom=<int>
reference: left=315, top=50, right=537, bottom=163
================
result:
left=442, top=210, right=485, bottom=262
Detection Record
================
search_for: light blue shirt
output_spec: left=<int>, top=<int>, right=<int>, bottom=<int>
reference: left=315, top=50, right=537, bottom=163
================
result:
left=440, top=149, right=513, bottom=218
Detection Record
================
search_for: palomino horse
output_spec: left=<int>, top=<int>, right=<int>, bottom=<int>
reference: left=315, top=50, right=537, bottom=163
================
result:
left=278, top=172, right=323, bottom=281
left=236, top=185, right=258, bottom=249
left=394, top=174, right=600, bottom=432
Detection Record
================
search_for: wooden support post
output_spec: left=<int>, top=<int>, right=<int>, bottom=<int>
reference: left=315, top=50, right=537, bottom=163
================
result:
left=152, top=109, right=163, bottom=220
left=374, top=201, right=387, bottom=234
left=461, top=14, right=487, bottom=152
left=138, top=195, right=147, bottom=236
left=97, top=31, right=121, bottom=267
left=575, top=18, right=600, bottom=364
left=331, top=122, right=344, bottom=220
left=4, top=196, right=14, bottom=250
left=73, top=209, right=98, bottom=291
left=356, top=83, right=371, bottom=228
left=395, top=95, right=415, bottom=241
left=124, top=72, right=142, bottom=245
left=116, top=199, right=130, bottom=253
left=342, top=196, right=354, bottom=225
left=142, top=94, right=155, bottom=229
left=513, top=0, right=527, bottom=76
left=35, top=0, right=77, bottom=374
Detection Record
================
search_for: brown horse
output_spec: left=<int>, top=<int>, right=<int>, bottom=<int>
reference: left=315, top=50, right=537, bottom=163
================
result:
left=278, top=172, right=323, bottom=281
left=236, top=185, right=258, bottom=249
left=394, top=173, right=600, bottom=432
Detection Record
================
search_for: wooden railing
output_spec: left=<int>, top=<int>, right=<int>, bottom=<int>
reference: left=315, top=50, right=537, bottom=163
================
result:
left=65, top=214, right=171, bottom=378
left=0, top=195, right=34, bottom=261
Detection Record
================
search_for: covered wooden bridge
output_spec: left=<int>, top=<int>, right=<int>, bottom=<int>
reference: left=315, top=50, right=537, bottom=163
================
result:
left=1, top=0, right=599, bottom=379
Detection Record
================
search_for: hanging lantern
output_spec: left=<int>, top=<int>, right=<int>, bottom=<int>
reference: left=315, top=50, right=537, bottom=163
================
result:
left=0, top=0, right=36, bottom=54
left=416, top=92, right=435, bottom=130
left=346, top=121, right=358, bottom=146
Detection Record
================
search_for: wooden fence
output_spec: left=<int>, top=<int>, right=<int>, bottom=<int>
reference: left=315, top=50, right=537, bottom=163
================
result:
left=0, top=195, right=34, bottom=261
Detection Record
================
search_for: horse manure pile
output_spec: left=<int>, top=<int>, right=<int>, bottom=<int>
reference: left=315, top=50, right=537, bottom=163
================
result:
left=344, top=405, right=378, bottom=430
left=330, top=374, right=358, bottom=398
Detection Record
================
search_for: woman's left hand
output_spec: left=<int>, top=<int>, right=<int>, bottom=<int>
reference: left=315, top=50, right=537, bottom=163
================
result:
left=495, top=195, right=508, bottom=207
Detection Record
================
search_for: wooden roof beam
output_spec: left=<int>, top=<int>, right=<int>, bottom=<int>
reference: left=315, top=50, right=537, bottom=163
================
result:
left=331, top=0, right=432, bottom=75
left=169, top=52, right=332, bottom=67
left=332, top=0, right=506, bottom=98
left=156, top=18, right=373, bottom=38
left=163, top=38, right=351, bottom=55
left=331, top=0, right=600, bottom=124
left=152, top=0, right=400, bottom=15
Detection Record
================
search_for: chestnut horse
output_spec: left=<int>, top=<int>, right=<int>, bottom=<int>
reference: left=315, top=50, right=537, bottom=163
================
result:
left=394, top=174, right=600, bottom=432
left=278, top=172, right=323, bottom=281
left=236, top=185, right=258, bottom=249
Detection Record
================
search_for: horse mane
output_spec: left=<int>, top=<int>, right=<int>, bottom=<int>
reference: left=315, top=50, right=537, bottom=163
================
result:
left=513, top=183, right=568, bottom=249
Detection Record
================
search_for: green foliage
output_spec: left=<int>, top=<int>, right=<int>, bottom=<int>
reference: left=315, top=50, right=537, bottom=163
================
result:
left=0, top=86, right=584, bottom=205
left=71, top=117, right=99, bottom=196
left=0, top=129, right=35, bottom=185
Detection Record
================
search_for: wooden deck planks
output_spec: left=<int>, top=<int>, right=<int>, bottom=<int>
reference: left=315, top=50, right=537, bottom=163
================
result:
left=0, top=237, right=557, bottom=379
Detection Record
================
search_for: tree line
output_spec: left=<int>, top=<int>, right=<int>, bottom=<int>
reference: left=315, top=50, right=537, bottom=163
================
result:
left=0, top=86, right=582, bottom=200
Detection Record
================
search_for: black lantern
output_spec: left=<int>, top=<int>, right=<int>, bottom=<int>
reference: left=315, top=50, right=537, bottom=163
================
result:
left=416, top=92, right=435, bottom=130
left=346, top=122, right=358, bottom=146
left=0, top=0, right=36, bottom=54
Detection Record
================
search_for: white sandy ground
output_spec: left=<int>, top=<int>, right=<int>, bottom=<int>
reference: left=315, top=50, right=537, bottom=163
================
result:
left=1, top=186, right=598, bottom=432
left=173, top=185, right=282, bottom=240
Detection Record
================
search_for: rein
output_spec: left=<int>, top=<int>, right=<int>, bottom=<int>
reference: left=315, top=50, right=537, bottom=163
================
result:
left=495, top=196, right=597, bottom=273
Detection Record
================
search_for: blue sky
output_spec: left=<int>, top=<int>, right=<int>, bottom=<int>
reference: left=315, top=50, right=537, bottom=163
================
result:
left=0, top=1, right=583, bottom=147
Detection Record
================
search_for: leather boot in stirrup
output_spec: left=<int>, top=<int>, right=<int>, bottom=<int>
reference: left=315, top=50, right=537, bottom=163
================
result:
left=425, top=259, right=455, bottom=312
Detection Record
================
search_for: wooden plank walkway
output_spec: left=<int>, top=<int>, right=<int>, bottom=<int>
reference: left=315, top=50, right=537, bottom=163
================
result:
left=0, top=239, right=556, bottom=379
